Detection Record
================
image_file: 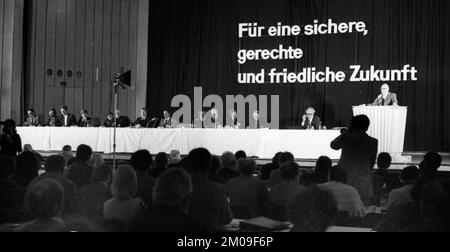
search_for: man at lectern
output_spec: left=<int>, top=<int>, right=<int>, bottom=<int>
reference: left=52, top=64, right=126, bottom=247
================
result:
left=372, top=84, right=398, bottom=106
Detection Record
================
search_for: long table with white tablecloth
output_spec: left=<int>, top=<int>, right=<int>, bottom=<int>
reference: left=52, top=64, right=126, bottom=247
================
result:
left=17, top=127, right=342, bottom=159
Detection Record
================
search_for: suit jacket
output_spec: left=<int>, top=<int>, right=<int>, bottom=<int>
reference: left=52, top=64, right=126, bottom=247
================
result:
left=372, top=92, right=398, bottom=106
left=115, top=116, right=131, bottom=128
left=48, top=116, right=62, bottom=127
left=59, top=114, right=77, bottom=127
left=134, top=117, right=152, bottom=128
left=77, top=117, right=92, bottom=127
left=331, top=131, right=378, bottom=201
left=301, top=115, right=321, bottom=129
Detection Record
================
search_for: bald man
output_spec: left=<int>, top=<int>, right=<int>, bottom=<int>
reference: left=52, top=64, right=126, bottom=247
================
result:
left=372, top=84, right=399, bottom=106
left=301, top=107, right=322, bottom=130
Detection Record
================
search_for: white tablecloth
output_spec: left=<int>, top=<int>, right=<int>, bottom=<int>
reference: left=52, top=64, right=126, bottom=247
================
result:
left=17, top=127, right=341, bottom=159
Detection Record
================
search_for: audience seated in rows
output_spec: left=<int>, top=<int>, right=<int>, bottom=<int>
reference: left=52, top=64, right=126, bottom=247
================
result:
left=129, top=168, right=207, bottom=232
left=287, top=187, right=338, bottom=232
left=269, top=161, right=307, bottom=221
left=77, top=164, right=113, bottom=223
left=103, top=165, right=147, bottom=231
left=372, top=152, right=402, bottom=206
left=260, top=152, right=282, bottom=181
left=269, top=152, right=295, bottom=187
left=187, top=148, right=232, bottom=231
left=15, top=179, right=65, bottom=232
left=218, top=151, right=239, bottom=181
left=26, top=155, right=77, bottom=216
left=14, top=151, right=40, bottom=189
left=130, top=150, right=156, bottom=206
left=234, top=150, right=247, bottom=161
left=0, top=155, right=25, bottom=224
left=318, top=166, right=366, bottom=219
left=227, top=159, right=269, bottom=219
left=387, top=166, right=419, bottom=210
left=66, top=144, right=94, bottom=189
left=149, top=152, right=168, bottom=179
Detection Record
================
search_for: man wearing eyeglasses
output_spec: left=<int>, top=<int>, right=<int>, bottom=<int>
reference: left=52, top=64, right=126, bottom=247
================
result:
left=301, top=107, right=322, bottom=130
left=372, top=84, right=399, bottom=106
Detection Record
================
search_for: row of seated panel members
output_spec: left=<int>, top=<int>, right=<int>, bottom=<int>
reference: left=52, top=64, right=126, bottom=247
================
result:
left=0, top=143, right=449, bottom=232
left=22, top=107, right=176, bottom=128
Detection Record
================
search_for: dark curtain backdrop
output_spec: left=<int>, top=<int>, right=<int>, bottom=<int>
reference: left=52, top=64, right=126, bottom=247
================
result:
left=147, top=0, right=450, bottom=152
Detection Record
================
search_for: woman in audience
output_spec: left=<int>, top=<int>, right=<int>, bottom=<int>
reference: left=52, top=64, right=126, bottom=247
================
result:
left=129, top=168, right=206, bottom=232
left=0, top=119, right=22, bottom=157
left=269, top=161, right=307, bottom=221
left=227, top=159, right=269, bottom=219
left=288, top=187, right=338, bottom=232
left=15, top=179, right=65, bottom=232
left=149, top=152, right=168, bottom=179
left=77, top=164, right=113, bottom=223
left=0, top=155, right=24, bottom=225
left=14, top=151, right=40, bottom=189
left=103, top=165, right=146, bottom=231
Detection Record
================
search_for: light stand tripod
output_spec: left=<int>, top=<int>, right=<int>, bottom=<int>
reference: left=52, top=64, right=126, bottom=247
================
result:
left=111, top=71, right=131, bottom=170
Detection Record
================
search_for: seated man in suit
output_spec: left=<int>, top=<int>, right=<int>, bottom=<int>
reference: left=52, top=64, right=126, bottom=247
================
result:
left=47, top=108, right=62, bottom=127
left=113, top=110, right=131, bottom=128
left=134, top=108, right=152, bottom=128
left=59, top=105, right=77, bottom=127
left=103, top=112, right=114, bottom=128
left=372, top=83, right=399, bottom=106
left=24, top=108, right=40, bottom=126
left=159, top=110, right=175, bottom=128
left=300, top=107, right=321, bottom=130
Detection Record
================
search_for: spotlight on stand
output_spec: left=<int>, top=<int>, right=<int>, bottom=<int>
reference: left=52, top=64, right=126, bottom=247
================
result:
left=113, top=71, right=131, bottom=90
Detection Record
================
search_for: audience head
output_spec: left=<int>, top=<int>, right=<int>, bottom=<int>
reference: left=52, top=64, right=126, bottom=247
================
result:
left=62, top=145, right=72, bottom=152
left=49, top=108, right=57, bottom=118
left=280, top=161, right=300, bottom=181
left=2, top=119, right=17, bottom=135
left=188, top=148, right=212, bottom=174
left=209, top=156, right=221, bottom=174
left=155, top=152, right=168, bottom=169
left=237, top=158, right=256, bottom=176
left=278, top=152, right=295, bottom=165
left=15, top=151, right=40, bottom=187
left=153, top=168, right=192, bottom=212
left=91, top=164, right=113, bottom=184
left=0, top=155, right=16, bottom=179
left=377, top=153, right=392, bottom=169
left=315, top=156, right=331, bottom=180
left=23, top=144, right=34, bottom=152
left=400, top=166, right=419, bottom=185
left=130, top=150, right=153, bottom=172
left=111, top=165, right=138, bottom=200
left=288, top=187, right=337, bottom=232
left=350, top=115, right=370, bottom=132
left=272, top=152, right=283, bottom=164
left=221, top=151, right=236, bottom=170
left=75, top=144, right=93, bottom=163
left=45, top=155, right=66, bottom=174
left=329, top=166, right=347, bottom=184
left=60, top=105, right=68, bottom=116
left=422, top=152, right=442, bottom=177
left=26, top=179, right=64, bottom=219
left=168, top=150, right=181, bottom=164
left=235, top=150, right=247, bottom=160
